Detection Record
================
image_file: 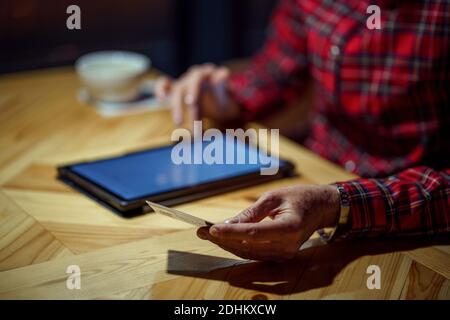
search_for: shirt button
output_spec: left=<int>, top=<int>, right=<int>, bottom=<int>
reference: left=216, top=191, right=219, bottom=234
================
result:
left=344, top=160, right=356, bottom=172
left=330, top=45, right=340, bottom=57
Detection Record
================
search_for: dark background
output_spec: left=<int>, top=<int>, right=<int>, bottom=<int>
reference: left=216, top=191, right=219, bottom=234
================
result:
left=0, top=0, right=277, bottom=76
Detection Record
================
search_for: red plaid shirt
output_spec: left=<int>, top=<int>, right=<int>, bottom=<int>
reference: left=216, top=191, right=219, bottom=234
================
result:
left=229, top=0, right=450, bottom=237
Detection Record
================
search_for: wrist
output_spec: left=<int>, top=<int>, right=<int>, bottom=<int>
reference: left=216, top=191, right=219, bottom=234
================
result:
left=319, top=185, right=341, bottom=228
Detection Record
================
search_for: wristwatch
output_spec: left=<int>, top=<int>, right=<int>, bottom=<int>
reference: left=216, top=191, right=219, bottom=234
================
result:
left=317, top=184, right=350, bottom=242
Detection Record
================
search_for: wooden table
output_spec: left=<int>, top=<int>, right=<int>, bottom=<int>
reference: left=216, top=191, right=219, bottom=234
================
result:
left=0, top=67, right=449, bottom=300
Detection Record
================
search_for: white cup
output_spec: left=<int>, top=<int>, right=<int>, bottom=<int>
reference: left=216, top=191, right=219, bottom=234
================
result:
left=75, top=51, right=151, bottom=102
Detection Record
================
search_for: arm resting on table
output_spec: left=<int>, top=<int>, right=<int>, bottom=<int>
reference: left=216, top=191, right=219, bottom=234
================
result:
left=334, top=166, right=450, bottom=238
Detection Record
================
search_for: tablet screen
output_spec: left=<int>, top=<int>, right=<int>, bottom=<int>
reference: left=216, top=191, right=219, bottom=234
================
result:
left=70, top=140, right=282, bottom=201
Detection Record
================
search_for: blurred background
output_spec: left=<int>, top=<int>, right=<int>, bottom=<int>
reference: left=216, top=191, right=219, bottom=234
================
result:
left=1, top=0, right=312, bottom=139
left=0, top=0, right=277, bottom=76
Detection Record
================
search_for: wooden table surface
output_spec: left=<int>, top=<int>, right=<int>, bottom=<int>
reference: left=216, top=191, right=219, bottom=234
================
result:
left=0, top=67, right=449, bottom=300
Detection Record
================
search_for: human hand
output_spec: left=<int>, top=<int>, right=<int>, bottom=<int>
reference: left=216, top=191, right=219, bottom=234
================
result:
left=154, top=63, right=240, bottom=129
left=197, top=185, right=340, bottom=261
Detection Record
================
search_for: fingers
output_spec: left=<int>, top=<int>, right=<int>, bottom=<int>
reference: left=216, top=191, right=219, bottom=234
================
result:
left=197, top=227, right=294, bottom=261
left=210, top=219, right=293, bottom=242
left=225, top=192, right=283, bottom=224
left=185, top=67, right=212, bottom=127
left=155, top=76, right=172, bottom=100
left=195, top=191, right=300, bottom=261
left=210, top=66, right=230, bottom=84
left=162, top=63, right=229, bottom=127
left=171, top=83, right=185, bottom=126
left=185, top=64, right=215, bottom=107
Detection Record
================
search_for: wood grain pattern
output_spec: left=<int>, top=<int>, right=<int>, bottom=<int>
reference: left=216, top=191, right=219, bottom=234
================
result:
left=0, top=191, right=72, bottom=271
left=0, top=67, right=448, bottom=299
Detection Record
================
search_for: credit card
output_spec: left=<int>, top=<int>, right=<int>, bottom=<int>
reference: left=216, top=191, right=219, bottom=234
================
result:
left=146, top=201, right=213, bottom=227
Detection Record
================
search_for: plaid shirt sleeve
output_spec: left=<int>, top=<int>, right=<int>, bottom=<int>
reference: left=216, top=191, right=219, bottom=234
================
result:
left=228, top=0, right=309, bottom=119
left=335, top=166, right=450, bottom=237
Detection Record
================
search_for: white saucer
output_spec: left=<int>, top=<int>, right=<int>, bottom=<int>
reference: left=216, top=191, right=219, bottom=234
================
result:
left=77, top=80, right=167, bottom=118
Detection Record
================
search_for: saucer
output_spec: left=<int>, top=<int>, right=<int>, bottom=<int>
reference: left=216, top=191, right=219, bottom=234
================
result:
left=77, top=80, right=167, bottom=118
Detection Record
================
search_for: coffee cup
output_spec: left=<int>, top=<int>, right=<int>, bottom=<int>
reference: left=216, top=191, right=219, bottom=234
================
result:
left=75, top=51, right=150, bottom=102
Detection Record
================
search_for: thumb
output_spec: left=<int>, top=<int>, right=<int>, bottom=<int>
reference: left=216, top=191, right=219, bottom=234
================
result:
left=225, top=193, right=281, bottom=224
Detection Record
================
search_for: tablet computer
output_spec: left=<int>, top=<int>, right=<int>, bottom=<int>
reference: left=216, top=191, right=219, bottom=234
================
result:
left=57, top=140, right=295, bottom=217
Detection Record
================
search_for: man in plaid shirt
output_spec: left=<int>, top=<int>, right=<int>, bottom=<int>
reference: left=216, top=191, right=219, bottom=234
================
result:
left=156, top=0, right=450, bottom=261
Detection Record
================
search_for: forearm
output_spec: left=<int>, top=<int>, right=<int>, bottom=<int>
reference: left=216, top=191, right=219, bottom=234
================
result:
left=333, top=166, right=450, bottom=238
